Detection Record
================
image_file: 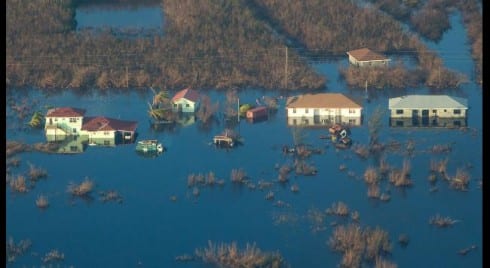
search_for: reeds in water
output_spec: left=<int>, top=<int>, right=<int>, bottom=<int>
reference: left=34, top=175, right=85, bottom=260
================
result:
left=27, top=162, right=48, bottom=181
left=450, top=168, right=470, bottom=191
left=429, top=214, right=459, bottom=228
left=329, top=224, right=393, bottom=267
left=36, top=195, right=49, bottom=209
left=67, top=177, right=94, bottom=197
left=353, top=144, right=370, bottom=159
left=364, top=167, right=379, bottom=185
left=10, top=175, right=29, bottom=193
left=388, top=159, right=412, bottom=187
left=430, top=144, right=452, bottom=154
left=326, top=201, right=349, bottom=217
left=6, top=237, right=32, bottom=263
left=231, top=168, right=247, bottom=184
left=194, top=241, right=285, bottom=268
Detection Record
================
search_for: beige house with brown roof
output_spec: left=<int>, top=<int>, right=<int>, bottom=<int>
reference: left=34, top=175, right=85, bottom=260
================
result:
left=346, top=48, right=390, bottom=67
left=286, top=93, right=363, bottom=126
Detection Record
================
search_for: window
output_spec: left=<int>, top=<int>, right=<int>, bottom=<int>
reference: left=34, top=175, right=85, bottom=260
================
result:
left=396, top=121, right=404, bottom=127
left=305, top=109, right=309, bottom=113
left=303, top=119, right=309, bottom=124
left=292, top=108, right=296, bottom=114
left=349, top=119, right=356, bottom=124
left=104, top=140, right=110, bottom=145
left=292, top=119, right=297, bottom=125
left=186, top=104, right=190, bottom=107
left=396, top=110, right=403, bottom=115
left=104, top=131, right=109, bottom=135
left=72, top=128, right=76, bottom=133
left=54, top=118, right=58, bottom=122
left=349, top=109, right=356, bottom=114
left=453, top=109, right=461, bottom=115
left=432, top=110, right=437, bottom=113
left=173, top=104, right=177, bottom=107
left=70, top=118, right=76, bottom=122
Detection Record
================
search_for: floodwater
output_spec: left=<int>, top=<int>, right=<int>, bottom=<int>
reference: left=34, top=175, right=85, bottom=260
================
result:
left=6, top=11, right=482, bottom=268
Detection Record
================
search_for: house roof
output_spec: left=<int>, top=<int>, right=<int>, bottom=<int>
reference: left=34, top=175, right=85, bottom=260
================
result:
left=82, top=116, right=138, bottom=132
left=388, top=95, right=468, bottom=109
left=346, top=48, right=389, bottom=62
left=171, top=88, right=200, bottom=102
left=286, top=93, right=362, bottom=109
left=46, top=107, right=86, bottom=117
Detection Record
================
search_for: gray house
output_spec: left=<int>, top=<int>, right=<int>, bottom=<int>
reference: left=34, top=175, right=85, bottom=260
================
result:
left=388, top=95, right=468, bottom=127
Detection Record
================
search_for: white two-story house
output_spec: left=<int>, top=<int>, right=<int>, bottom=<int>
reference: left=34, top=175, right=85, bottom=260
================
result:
left=286, top=93, right=363, bottom=126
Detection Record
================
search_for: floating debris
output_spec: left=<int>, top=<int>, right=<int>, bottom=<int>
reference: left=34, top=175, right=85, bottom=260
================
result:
left=265, top=191, right=274, bottom=201
left=290, top=184, right=300, bottom=193
left=169, top=195, right=178, bottom=202
left=175, top=254, right=194, bottom=262
left=458, top=245, right=477, bottom=256
left=398, top=234, right=409, bottom=247
left=99, top=190, right=124, bottom=204
left=42, top=249, right=64, bottom=264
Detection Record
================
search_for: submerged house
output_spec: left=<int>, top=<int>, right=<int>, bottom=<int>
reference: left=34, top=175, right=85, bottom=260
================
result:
left=44, top=107, right=138, bottom=145
left=346, top=48, right=390, bottom=67
left=286, top=93, right=362, bottom=126
left=171, top=88, right=200, bottom=113
left=81, top=116, right=138, bottom=146
left=388, top=95, right=468, bottom=127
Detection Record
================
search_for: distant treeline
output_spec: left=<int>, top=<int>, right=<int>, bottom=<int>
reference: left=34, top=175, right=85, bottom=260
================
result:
left=253, top=0, right=469, bottom=89
left=6, top=0, right=476, bottom=92
left=367, top=0, right=482, bottom=84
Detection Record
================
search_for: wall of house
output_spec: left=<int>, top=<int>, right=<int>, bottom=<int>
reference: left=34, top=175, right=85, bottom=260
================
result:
left=45, top=116, right=84, bottom=134
left=390, top=108, right=467, bottom=118
left=173, top=99, right=196, bottom=113
left=287, top=115, right=362, bottom=127
left=81, top=130, right=116, bottom=146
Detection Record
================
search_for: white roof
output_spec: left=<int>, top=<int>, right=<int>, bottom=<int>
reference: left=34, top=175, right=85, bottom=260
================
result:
left=389, top=95, right=468, bottom=109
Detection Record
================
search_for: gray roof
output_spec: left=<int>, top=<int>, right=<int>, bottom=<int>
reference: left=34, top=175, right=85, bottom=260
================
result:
left=388, top=95, right=468, bottom=109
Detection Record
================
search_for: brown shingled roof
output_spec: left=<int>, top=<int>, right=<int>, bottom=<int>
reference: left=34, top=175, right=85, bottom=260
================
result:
left=286, top=93, right=362, bottom=109
left=46, top=107, right=86, bottom=117
left=82, top=116, right=137, bottom=132
left=346, top=48, right=389, bottom=61
left=171, top=88, right=200, bottom=102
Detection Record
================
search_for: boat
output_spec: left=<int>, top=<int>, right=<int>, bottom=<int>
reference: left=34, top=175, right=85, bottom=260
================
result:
left=135, top=139, right=164, bottom=153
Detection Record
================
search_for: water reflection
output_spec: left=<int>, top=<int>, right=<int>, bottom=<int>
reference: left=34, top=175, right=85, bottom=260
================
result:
left=389, top=117, right=467, bottom=128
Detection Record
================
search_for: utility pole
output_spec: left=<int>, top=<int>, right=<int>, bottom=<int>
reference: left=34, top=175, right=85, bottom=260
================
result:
left=284, top=46, right=288, bottom=89
left=237, top=97, right=240, bottom=123
left=126, top=66, right=129, bottom=88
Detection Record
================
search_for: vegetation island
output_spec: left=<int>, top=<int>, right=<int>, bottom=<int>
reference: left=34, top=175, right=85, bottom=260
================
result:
left=6, top=0, right=481, bottom=92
